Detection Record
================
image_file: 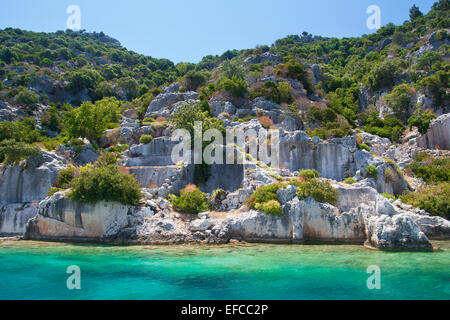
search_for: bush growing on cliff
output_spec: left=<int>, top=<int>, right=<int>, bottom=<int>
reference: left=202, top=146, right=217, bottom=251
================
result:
left=365, top=165, right=379, bottom=179
left=15, top=87, right=39, bottom=107
left=246, top=183, right=284, bottom=212
left=56, top=166, right=77, bottom=188
left=170, top=184, right=210, bottom=214
left=309, top=120, right=353, bottom=139
left=63, top=97, right=122, bottom=143
left=0, top=140, right=42, bottom=165
left=139, top=134, right=153, bottom=145
left=344, top=177, right=357, bottom=184
left=69, top=153, right=141, bottom=206
left=298, top=169, right=321, bottom=180
left=258, top=200, right=283, bottom=216
left=406, top=153, right=449, bottom=183
left=293, top=179, right=338, bottom=205
left=400, top=182, right=449, bottom=219
left=219, top=76, right=248, bottom=98
left=407, top=109, right=437, bottom=135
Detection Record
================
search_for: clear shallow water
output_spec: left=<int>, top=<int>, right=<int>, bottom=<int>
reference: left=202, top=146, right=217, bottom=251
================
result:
left=0, top=240, right=449, bottom=300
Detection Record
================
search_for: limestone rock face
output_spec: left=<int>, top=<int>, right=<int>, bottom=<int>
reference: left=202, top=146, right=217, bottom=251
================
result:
left=365, top=214, right=432, bottom=250
left=417, top=113, right=450, bottom=150
left=226, top=197, right=366, bottom=242
left=278, top=132, right=373, bottom=181
left=0, top=150, right=67, bottom=204
left=25, top=193, right=130, bottom=241
left=0, top=202, right=38, bottom=235
left=144, top=91, right=198, bottom=118
left=410, top=215, right=450, bottom=240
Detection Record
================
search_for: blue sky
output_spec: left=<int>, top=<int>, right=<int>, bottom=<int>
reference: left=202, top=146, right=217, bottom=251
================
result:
left=0, top=0, right=436, bottom=63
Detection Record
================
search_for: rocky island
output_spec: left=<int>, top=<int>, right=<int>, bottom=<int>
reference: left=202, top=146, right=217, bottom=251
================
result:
left=1, top=1, right=449, bottom=252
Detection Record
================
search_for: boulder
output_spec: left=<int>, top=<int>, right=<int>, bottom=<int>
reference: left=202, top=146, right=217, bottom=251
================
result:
left=417, top=113, right=450, bottom=150
left=0, top=202, right=38, bottom=235
left=365, top=214, right=432, bottom=250
left=0, top=150, right=67, bottom=204
left=25, top=192, right=131, bottom=241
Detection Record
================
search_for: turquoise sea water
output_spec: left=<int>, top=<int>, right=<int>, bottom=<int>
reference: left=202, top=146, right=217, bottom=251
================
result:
left=0, top=240, right=449, bottom=300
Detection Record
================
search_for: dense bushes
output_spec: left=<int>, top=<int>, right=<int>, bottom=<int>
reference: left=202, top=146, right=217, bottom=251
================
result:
left=170, top=184, right=210, bottom=214
left=15, top=87, right=39, bottom=107
left=383, top=84, right=414, bottom=122
left=0, top=139, right=42, bottom=165
left=250, top=80, right=293, bottom=104
left=292, top=179, right=338, bottom=205
left=407, top=153, right=449, bottom=183
left=368, top=59, right=402, bottom=90
left=359, top=108, right=405, bottom=142
left=139, top=134, right=153, bottom=144
left=63, top=97, right=122, bottom=142
left=68, top=152, right=142, bottom=206
left=219, top=76, right=248, bottom=97
left=365, top=165, right=378, bottom=179
left=246, top=183, right=284, bottom=216
left=407, top=109, right=437, bottom=134
left=56, top=166, right=77, bottom=188
left=298, top=169, right=321, bottom=180
left=400, top=182, right=449, bottom=219
left=309, top=119, right=353, bottom=139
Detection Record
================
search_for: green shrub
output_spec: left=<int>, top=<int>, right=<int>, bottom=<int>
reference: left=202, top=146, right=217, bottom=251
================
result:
left=309, top=120, right=353, bottom=139
left=344, top=178, right=357, bottom=184
left=63, top=97, right=122, bottom=143
left=294, top=179, right=338, bottom=205
left=400, top=182, right=449, bottom=219
left=139, top=134, right=153, bottom=144
left=68, top=153, right=141, bottom=206
left=183, top=70, right=208, bottom=91
left=383, top=84, right=414, bottom=122
left=358, top=143, right=370, bottom=152
left=407, top=109, right=437, bottom=135
left=365, top=165, right=379, bottom=179
left=15, top=88, right=39, bottom=107
left=47, top=187, right=63, bottom=197
left=298, top=169, right=321, bottom=180
left=306, top=106, right=337, bottom=123
left=0, top=140, right=42, bottom=165
left=246, top=183, right=284, bottom=210
left=368, top=59, right=401, bottom=90
left=407, top=154, right=449, bottom=183
left=170, top=184, right=210, bottom=214
left=56, top=166, right=77, bottom=188
left=108, top=144, right=129, bottom=153
left=381, top=192, right=397, bottom=201
left=359, top=107, right=405, bottom=142
left=256, top=200, right=283, bottom=216
left=219, top=76, right=248, bottom=97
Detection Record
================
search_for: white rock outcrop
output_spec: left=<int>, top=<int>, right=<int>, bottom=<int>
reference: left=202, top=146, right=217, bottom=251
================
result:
left=25, top=192, right=130, bottom=241
left=417, top=113, right=450, bottom=150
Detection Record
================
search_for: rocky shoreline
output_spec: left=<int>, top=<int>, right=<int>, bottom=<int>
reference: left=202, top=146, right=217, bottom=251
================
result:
left=18, top=182, right=450, bottom=250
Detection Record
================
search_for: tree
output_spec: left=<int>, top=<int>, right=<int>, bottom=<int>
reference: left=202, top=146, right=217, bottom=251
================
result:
left=63, top=97, right=122, bottom=142
left=15, top=88, right=39, bottom=107
left=409, top=5, right=423, bottom=21
left=0, top=140, right=42, bottom=165
left=416, top=51, right=442, bottom=72
left=383, top=84, right=413, bottom=122
left=407, top=109, right=437, bottom=135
